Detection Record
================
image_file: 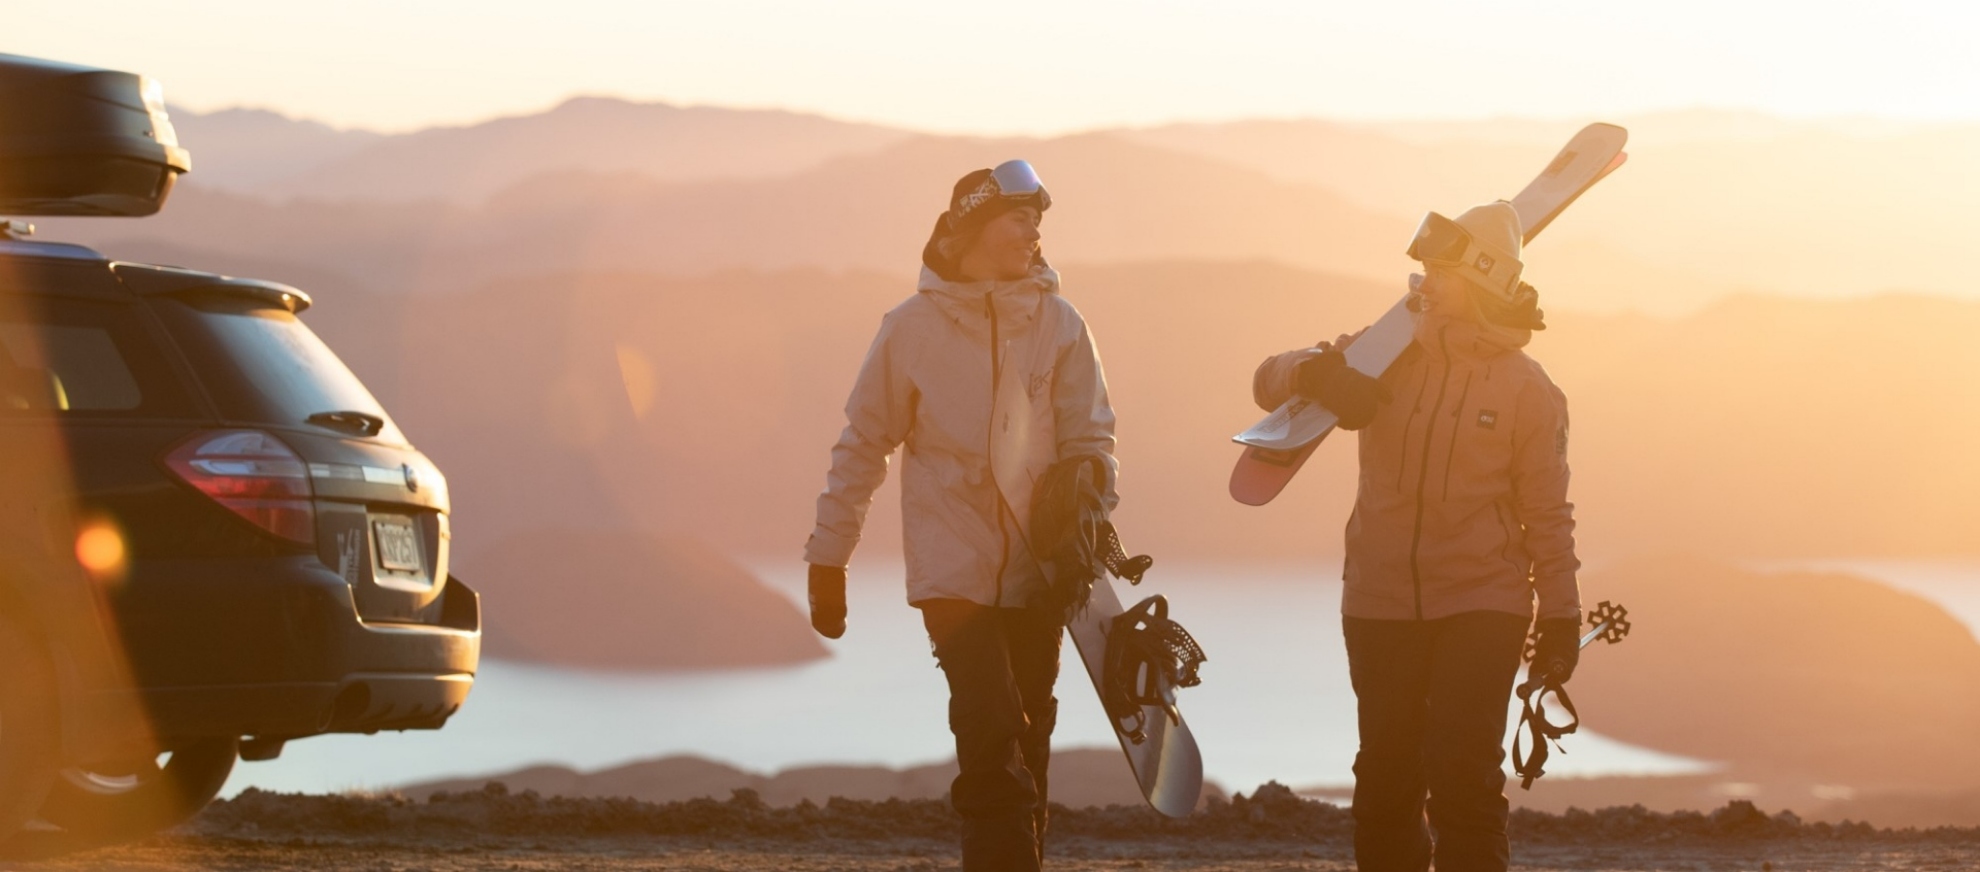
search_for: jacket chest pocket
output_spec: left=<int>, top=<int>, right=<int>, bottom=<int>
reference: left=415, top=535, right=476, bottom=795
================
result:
left=1438, top=380, right=1518, bottom=503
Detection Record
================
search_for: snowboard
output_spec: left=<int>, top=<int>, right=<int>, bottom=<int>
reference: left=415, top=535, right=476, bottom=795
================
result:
left=1229, top=123, right=1629, bottom=506
left=1065, top=565, right=1203, bottom=818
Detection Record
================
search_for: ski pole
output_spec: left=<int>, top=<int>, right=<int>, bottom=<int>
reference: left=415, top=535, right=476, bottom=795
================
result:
left=1512, top=601, right=1632, bottom=788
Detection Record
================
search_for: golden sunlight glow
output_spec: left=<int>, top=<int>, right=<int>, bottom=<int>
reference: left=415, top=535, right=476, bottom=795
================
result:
left=616, top=343, right=658, bottom=420
left=11, top=1, right=1976, bottom=134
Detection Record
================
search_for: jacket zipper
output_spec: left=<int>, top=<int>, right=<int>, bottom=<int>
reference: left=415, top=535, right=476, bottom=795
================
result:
left=1440, top=370, right=1475, bottom=500
left=1407, top=325, right=1454, bottom=621
left=1394, top=361, right=1433, bottom=492
left=985, top=292, right=1011, bottom=608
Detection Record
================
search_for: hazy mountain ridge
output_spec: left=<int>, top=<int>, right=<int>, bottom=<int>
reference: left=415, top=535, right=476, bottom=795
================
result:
left=166, top=106, right=386, bottom=192
left=65, top=102, right=1980, bottom=314
left=464, top=531, right=826, bottom=671
left=46, top=134, right=1411, bottom=294
left=168, top=97, right=914, bottom=203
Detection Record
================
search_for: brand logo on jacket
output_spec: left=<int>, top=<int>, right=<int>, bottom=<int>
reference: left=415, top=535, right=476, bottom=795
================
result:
left=1029, top=368, right=1054, bottom=399
left=1477, top=410, right=1498, bottom=430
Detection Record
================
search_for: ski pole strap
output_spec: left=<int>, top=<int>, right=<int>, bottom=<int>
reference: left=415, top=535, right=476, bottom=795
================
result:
left=1512, top=670, right=1580, bottom=790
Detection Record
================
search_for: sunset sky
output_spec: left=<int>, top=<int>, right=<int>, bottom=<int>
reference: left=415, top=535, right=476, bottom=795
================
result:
left=11, top=1, right=1977, bottom=133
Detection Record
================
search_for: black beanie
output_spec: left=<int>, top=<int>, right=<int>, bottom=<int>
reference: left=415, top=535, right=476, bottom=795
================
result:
left=921, top=166, right=1048, bottom=281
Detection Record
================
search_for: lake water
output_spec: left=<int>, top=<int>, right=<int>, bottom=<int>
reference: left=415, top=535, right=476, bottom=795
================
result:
left=217, top=559, right=1980, bottom=799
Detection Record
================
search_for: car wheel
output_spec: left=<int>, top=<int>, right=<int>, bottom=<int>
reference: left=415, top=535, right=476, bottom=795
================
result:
left=38, top=737, right=238, bottom=839
left=0, top=616, right=59, bottom=840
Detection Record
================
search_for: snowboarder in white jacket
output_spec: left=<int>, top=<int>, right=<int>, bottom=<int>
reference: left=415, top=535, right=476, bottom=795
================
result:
left=804, top=160, right=1117, bottom=871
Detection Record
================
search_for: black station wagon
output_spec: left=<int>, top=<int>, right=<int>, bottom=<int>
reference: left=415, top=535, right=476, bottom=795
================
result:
left=0, top=52, right=480, bottom=841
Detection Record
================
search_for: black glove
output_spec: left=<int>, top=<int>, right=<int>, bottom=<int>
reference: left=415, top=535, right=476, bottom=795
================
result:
left=807, top=563, right=848, bottom=639
left=1294, top=348, right=1392, bottom=431
left=1532, top=617, right=1581, bottom=684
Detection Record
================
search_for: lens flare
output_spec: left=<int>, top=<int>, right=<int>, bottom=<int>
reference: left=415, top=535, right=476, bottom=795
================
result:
left=75, top=517, right=129, bottom=583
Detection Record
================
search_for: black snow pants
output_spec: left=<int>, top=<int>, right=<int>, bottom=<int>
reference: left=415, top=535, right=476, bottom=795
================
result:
left=920, top=598, right=1063, bottom=872
left=1344, top=610, right=1530, bottom=872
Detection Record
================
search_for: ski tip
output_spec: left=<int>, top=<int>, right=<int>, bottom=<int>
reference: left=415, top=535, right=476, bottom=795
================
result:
left=1229, top=446, right=1303, bottom=505
left=1600, top=151, right=1629, bottom=176
left=1585, top=121, right=1629, bottom=142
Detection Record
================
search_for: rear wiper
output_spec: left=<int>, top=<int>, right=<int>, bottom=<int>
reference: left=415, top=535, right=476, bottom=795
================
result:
left=306, top=410, right=385, bottom=436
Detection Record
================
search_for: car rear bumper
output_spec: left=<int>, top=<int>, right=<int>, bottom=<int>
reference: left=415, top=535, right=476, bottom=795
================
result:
left=100, top=556, right=480, bottom=742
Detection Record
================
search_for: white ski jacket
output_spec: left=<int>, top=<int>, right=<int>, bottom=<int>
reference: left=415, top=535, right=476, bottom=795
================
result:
left=806, top=265, right=1118, bottom=608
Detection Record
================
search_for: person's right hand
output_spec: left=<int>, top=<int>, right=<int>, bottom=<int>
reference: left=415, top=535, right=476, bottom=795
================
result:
left=807, top=563, right=848, bottom=639
left=1293, top=348, right=1392, bottom=430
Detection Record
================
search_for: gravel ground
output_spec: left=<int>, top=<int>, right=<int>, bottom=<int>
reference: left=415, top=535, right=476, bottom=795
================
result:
left=2, top=782, right=1975, bottom=871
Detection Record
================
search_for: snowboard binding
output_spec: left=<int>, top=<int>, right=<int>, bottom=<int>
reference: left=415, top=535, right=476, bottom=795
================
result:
left=1103, top=594, right=1206, bottom=745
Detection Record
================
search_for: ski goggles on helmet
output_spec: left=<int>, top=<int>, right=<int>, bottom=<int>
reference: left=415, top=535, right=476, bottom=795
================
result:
left=951, top=159, right=1052, bottom=227
left=1405, top=211, right=1523, bottom=300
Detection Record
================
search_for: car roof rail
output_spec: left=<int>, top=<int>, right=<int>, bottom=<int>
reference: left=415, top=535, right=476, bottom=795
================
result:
left=110, top=263, right=312, bottom=313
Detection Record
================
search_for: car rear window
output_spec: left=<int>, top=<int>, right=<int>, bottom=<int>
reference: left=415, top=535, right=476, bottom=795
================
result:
left=0, top=295, right=195, bottom=417
left=147, top=295, right=406, bottom=444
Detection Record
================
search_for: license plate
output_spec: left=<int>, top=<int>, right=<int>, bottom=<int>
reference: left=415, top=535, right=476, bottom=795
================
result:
left=372, top=518, right=422, bottom=573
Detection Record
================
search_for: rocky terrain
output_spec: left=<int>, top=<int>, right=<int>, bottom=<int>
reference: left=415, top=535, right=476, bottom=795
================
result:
left=4, top=783, right=1976, bottom=870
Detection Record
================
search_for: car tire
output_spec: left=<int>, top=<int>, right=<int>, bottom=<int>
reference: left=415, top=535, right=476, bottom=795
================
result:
left=38, top=737, right=238, bottom=839
left=0, top=616, right=59, bottom=841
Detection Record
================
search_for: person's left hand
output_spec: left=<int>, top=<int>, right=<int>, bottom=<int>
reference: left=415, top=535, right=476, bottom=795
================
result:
left=1532, top=617, right=1582, bottom=684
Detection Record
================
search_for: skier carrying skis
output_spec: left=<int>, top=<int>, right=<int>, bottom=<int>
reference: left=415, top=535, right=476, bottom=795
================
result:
left=1252, top=202, right=1583, bottom=871
left=804, top=160, right=1117, bottom=872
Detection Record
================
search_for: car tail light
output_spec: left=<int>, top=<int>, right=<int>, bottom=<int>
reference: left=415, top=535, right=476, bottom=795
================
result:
left=164, top=430, right=314, bottom=544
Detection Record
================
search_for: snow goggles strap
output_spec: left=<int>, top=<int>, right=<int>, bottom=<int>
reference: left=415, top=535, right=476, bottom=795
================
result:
left=953, top=159, right=1052, bottom=228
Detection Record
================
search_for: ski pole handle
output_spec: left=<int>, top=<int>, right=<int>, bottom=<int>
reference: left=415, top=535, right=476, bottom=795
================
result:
left=1519, top=601, right=1631, bottom=697
left=1516, top=666, right=1561, bottom=699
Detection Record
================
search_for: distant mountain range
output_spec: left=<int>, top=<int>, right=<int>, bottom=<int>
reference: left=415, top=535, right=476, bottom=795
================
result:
left=107, top=99, right=1980, bottom=312
left=169, top=97, right=912, bottom=201
left=395, top=747, right=1226, bottom=812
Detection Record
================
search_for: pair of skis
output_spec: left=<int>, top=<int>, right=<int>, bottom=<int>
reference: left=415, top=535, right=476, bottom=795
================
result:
left=1229, top=123, right=1629, bottom=505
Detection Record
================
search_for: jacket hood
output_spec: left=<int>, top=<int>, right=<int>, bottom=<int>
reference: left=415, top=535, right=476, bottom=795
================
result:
left=917, top=264, right=1061, bottom=340
left=1415, top=306, right=1532, bottom=359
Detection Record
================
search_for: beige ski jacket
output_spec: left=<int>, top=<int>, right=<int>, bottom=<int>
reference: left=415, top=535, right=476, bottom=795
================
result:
left=806, top=265, right=1118, bottom=608
left=1254, top=310, right=1581, bottom=623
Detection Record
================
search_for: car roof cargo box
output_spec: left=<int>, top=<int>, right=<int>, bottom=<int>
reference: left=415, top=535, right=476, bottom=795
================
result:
left=0, top=53, right=192, bottom=217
